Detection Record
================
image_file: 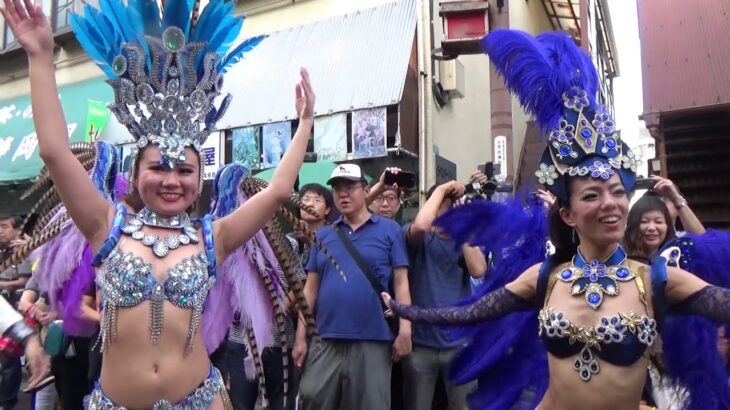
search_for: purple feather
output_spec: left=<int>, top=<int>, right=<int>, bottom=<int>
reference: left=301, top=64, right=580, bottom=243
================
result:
left=201, top=189, right=284, bottom=353
left=114, top=175, right=128, bottom=202
left=37, top=222, right=87, bottom=308
left=58, top=245, right=97, bottom=337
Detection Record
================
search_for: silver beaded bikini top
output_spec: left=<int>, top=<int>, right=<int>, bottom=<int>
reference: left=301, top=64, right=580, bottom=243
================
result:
left=94, top=206, right=217, bottom=354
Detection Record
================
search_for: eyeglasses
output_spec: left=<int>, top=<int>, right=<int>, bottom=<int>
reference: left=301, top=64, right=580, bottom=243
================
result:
left=373, top=195, right=399, bottom=204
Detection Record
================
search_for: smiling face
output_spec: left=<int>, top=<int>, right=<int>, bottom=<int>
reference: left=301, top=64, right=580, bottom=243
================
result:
left=559, top=173, right=630, bottom=251
left=133, top=146, right=200, bottom=216
left=639, top=210, right=668, bottom=254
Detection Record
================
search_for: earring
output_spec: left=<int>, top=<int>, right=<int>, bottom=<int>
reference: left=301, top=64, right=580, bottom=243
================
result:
left=572, top=228, right=578, bottom=244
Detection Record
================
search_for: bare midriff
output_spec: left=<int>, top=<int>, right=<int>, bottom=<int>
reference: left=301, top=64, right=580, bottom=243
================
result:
left=97, top=301, right=222, bottom=409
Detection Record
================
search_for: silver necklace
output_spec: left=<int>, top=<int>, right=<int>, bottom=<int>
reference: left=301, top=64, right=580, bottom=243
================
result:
left=122, top=208, right=199, bottom=257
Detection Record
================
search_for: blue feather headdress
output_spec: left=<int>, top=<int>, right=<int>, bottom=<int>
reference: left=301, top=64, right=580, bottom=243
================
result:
left=483, top=30, right=639, bottom=201
left=71, top=0, right=265, bottom=172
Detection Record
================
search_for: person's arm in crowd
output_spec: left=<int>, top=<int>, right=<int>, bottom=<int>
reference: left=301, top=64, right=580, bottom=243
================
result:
left=367, top=167, right=401, bottom=206
left=79, top=295, right=100, bottom=324
left=462, top=244, right=487, bottom=278
left=407, top=180, right=465, bottom=245
left=391, top=266, right=412, bottom=362
left=0, top=275, right=29, bottom=290
left=293, top=272, right=319, bottom=368
left=17, top=288, right=39, bottom=316
left=652, top=176, right=705, bottom=234
left=0, top=295, right=49, bottom=387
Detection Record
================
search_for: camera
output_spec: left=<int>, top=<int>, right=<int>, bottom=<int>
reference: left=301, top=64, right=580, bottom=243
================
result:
left=461, top=162, right=512, bottom=203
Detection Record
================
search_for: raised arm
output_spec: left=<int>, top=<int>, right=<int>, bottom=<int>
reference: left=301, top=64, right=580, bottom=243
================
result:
left=382, top=263, right=539, bottom=325
left=652, top=176, right=705, bottom=234
left=406, top=180, right=465, bottom=245
left=213, top=68, right=315, bottom=260
left=366, top=167, right=400, bottom=206
left=1, top=0, right=113, bottom=247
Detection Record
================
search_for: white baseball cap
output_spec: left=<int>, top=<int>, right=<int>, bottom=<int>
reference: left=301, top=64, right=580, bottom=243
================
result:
left=327, top=163, right=366, bottom=185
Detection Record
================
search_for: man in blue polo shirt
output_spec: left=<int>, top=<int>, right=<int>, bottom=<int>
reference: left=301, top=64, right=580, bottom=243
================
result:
left=402, top=181, right=487, bottom=410
left=294, top=163, right=412, bottom=410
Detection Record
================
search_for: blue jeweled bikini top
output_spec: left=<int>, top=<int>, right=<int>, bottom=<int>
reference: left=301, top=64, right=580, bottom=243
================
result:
left=536, top=246, right=659, bottom=381
left=92, top=204, right=218, bottom=354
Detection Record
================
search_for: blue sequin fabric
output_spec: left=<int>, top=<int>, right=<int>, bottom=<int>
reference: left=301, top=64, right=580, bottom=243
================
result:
left=87, top=365, right=224, bottom=410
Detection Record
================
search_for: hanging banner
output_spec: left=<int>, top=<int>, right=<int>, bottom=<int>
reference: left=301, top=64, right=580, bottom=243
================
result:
left=314, top=113, right=347, bottom=162
left=352, top=107, right=387, bottom=159
left=84, top=100, right=110, bottom=142
left=262, top=121, right=292, bottom=168
left=232, top=126, right=261, bottom=170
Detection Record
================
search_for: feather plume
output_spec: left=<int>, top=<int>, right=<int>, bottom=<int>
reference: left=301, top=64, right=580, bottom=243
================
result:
left=661, top=230, right=730, bottom=410
left=434, top=195, right=550, bottom=409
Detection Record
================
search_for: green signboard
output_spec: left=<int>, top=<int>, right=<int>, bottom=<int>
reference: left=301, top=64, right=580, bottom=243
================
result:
left=85, top=99, right=111, bottom=142
left=0, top=78, right=113, bottom=182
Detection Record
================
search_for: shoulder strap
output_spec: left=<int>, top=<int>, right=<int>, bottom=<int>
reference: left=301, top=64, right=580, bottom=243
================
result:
left=535, top=257, right=556, bottom=308
left=333, top=224, right=388, bottom=311
left=91, top=203, right=127, bottom=267
left=201, top=214, right=217, bottom=279
left=650, top=256, right=669, bottom=331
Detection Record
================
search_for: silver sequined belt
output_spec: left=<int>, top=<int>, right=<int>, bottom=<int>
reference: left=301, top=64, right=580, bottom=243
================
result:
left=86, top=365, right=223, bottom=410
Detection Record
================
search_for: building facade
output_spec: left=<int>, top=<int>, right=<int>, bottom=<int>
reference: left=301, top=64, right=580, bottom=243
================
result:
left=0, top=0, right=617, bottom=215
left=638, top=0, right=730, bottom=229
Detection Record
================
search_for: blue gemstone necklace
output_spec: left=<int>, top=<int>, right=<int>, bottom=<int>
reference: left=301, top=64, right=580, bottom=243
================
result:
left=557, top=246, right=636, bottom=310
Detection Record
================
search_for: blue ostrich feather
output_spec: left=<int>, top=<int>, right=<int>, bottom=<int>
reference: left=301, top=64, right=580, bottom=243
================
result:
left=482, top=29, right=599, bottom=132
left=71, top=0, right=261, bottom=80
left=433, top=194, right=550, bottom=409
left=211, top=163, right=250, bottom=219
left=660, top=230, right=730, bottom=410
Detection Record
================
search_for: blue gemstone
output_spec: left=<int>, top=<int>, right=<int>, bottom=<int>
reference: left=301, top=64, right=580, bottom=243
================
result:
left=561, top=269, right=572, bottom=279
left=616, top=268, right=629, bottom=278
left=598, top=271, right=605, bottom=277
left=611, top=317, right=619, bottom=325
left=588, top=293, right=600, bottom=304
left=616, top=325, right=623, bottom=332
left=560, top=145, right=571, bottom=156
left=586, top=140, right=592, bottom=147
left=581, top=129, right=592, bottom=138
left=590, top=274, right=597, bottom=282
left=670, top=250, right=679, bottom=258
left=605, top=138, right=616, bottom=148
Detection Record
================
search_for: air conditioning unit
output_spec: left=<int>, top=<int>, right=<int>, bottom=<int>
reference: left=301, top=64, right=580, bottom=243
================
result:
left=439, top=58, right=465, bottom=99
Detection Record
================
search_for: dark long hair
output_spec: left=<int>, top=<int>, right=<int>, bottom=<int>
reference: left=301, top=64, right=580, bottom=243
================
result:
left=549, top=197, right=577, bottom=264
left=624, top=193, right=676, bottom=259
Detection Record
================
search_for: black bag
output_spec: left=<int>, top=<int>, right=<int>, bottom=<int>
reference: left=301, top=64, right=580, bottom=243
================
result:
left=333, top=225, right=400, bottom=335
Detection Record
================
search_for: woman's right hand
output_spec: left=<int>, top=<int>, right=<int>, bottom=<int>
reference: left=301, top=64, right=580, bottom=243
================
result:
left=1, top=0, right=54, bottom=57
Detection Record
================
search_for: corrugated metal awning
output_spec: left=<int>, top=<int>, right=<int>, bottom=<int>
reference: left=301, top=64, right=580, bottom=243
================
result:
left=218, top=0, right=417, bottom=129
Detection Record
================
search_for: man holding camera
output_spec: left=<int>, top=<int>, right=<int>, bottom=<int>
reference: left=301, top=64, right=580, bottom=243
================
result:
left=402, top=180, right=487, bottom=410
left=294, top=164, right=412, bottom=410
left=368, top=167, right=406, bottom=221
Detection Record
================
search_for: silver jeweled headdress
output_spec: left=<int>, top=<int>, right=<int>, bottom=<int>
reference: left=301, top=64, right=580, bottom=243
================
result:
left=71, top=0, right=264, bottom=172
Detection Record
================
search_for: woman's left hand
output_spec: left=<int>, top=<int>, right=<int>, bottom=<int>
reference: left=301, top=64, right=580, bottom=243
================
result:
left=295, top=68, right=315, bottom=120
left=651, top=176, right=683, bottom=205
